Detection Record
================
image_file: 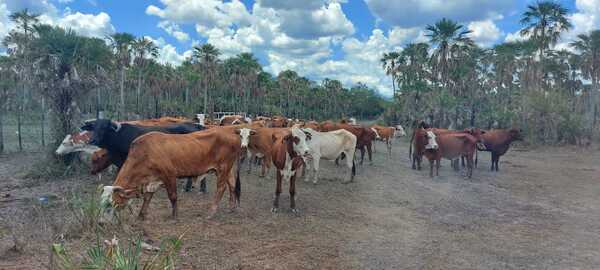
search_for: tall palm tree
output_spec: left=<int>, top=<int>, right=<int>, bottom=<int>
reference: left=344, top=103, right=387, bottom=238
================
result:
left=132, top=37, right=159, bottom=114
left=108, top=32, right=135, bottom=119
left=193, top=43, right=221, bottom=115
left=380, top=52, right=400, bottom=97
left=426, top=18, right=474, bottom=88
left=571, top=30, right=600, bottom=130
left=520, top=1, right=572, bottom=58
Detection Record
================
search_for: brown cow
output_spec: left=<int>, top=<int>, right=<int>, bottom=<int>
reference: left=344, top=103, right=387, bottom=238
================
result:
left=102, top=128, right=242, bottom=220
left=270, top=116, right=289, bottom=128
left=477, top=128, right=523, bottom=171
left=244, top=127, right=290, bottom=177
left=270, top=127, right=311, bottom=213
left=410, top=127, right=485, bottom=170
left=415, top=129, right=477, bottom=178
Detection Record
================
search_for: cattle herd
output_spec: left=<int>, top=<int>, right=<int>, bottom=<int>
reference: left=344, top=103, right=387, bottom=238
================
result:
left=53, top=115, right=522, bottom=222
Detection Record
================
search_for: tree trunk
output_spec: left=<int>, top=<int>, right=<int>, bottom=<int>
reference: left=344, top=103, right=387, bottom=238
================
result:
left=17, top=84, right=23, bottom=152
left=0, top=104, right=3, bottom=154
left=119, top=67, right=126, bottom=120
left=41, top=97, right=45, bottom=147
left=96, top=87, right=101, bottom=119
left=136, top=70, right=142, bottom=114
left=203, top=79, right=208, bottom=114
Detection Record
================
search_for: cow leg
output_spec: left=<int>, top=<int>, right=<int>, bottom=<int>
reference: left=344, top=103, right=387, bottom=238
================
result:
left=429, top=159, right=435, bottom=178
left=207, top=174, right=227, bottom=219
left=491, top=153, right=498, bottom=172
left=495, top=155, right=501, bottom=172
left=271, top=170, right=282, bottom=212
left=359, top=147, right=366, bottom=165
left=138, top=192, right=154, bottom=221
left=165, top=179, right=178, bottom=219
left=387, top=140, right=392, bottom=157
left=184, top=177, right=193, bottom=192
left=247, top=152, right=253, bottom=174
left=436, top=159, right=440, bottom=176
left=373, top=141, right=377, bottom=153
left=367, top=143, right=373, bottom=165
left=199, top=177, right=207, bottom=193
left=226, top=170, right=237, bottom=211
left=290, top=173, right=298, bottom=213
left=343, top=151, right=355, bottom=183
left=311, top=156, right=321, bottom=184
left=467, top=154, right=474, bottom=178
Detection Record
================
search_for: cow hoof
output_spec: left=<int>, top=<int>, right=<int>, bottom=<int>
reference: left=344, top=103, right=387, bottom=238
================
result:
left=271, top=207, right=279, bottom=213
left=291, top=208, right=300, bottom=214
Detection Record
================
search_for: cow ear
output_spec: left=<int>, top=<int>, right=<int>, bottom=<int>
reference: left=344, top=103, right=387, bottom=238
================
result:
left=110, top=121, right=121, bottom=132
left=234, top=129, right=241, bottom=135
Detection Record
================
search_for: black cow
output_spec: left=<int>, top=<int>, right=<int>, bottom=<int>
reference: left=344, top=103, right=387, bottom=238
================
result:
left=81, top=119, right=206, bottom=191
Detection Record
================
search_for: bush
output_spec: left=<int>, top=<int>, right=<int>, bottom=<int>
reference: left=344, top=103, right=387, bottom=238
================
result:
left=51, top=234, right=184, bottom=270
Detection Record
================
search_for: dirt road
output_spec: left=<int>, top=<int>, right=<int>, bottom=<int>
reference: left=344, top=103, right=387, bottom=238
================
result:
left=1, top=141, right=600, bottom=269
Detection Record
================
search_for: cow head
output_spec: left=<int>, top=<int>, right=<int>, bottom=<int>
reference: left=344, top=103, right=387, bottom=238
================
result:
left=509, top=128, right=523, bottom=141
left=424, top=130, right=439, bottom=150
left=395, top=125, right=406, bottom=137
left=55, top=131, right=99, bottom=155
left=101, top=185, right=137, bottom=209
left=370, top=127, right=382, bottom=140
left=290, top=127, right=311, bottom=158
left=235, top=128, right=256, bottom=149
left=466, top=128, right=487, bottom=150
left=83, top=119, right=121, bottom=147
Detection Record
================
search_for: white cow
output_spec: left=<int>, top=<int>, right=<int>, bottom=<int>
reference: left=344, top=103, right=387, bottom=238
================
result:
left=302, top=128, right=357, bottom=184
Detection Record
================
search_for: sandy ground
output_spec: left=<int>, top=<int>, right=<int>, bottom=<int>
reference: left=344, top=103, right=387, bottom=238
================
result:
left=1, top=140, right=600, bottom=269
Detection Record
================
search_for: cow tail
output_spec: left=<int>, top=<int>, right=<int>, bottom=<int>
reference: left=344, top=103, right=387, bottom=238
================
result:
left=235, top=161, right=241, bottom=204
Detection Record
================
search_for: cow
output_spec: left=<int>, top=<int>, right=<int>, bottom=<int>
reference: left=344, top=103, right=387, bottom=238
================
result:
left=219, top=115, right=248, bottom=126
left=410, top=127, right=485, bottom=171
left=270, top=116, right=289, bottom=128
left=414, top=129, right=477, bottom=178
left=243, top=128, right=291, bottom=177
left=394, top=125, right=407, bottom=138
left=321, top=122, right=377, bottom=165
left=270, top=127, right=311, bottom=213
left=81, top=119, right=205, bottom=191
left=303, top=121, right=320, bottom=131
left=302, top=128, right=356, bottom=184
left=102, top=128, right=242, bottom=220
left=477, top=128, right=523, bottom=171
left=371, top=125, right=395, bottom=157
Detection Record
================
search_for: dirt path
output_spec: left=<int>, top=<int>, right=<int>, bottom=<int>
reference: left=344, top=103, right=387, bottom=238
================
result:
left=1, top=142, right=600, bottom=269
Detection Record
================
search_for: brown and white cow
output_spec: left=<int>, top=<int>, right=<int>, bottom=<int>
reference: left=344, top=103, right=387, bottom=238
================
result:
left=371, top=125, right=395, bottom=157
left=410, top=127, right=485, bottom=171
left=102, top=128, right=242, bottom=220
left=270, top=127, right=311, bottom=213
left=244, top=127, right=290, bottom=177
left=415, top=129, right=478, bottom=178
left=55, top=131, right=98, bottom=155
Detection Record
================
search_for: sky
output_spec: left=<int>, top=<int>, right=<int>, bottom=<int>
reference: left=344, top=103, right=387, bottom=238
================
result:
left=0, top=0, right=596, bottom=97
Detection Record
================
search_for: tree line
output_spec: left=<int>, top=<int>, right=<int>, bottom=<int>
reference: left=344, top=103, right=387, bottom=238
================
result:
left=0, top=9, right=387, bottom=152
left=382, top=1, right=598, bottom=144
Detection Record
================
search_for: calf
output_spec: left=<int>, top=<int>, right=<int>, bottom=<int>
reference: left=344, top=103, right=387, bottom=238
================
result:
left=410, top=127, right=485, bottom=170
left=245, top=128, right=290, bottom=177
left=302, top=128, right=356, bottom=184
left=270, top=127, right=310, bottom=213
left=478, top=128, right=523, bottom=171
left=55, top=131, right=99, bottom=155
left=102, top=129, right=242, bottom=220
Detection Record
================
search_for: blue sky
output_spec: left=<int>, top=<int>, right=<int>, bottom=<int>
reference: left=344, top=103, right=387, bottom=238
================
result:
left=0, top=0, right=594, bottom=96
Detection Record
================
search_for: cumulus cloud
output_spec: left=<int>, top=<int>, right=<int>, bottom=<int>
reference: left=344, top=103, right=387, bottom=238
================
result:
left=146, top=36, right=192, bottom=66
left=0, top=2, right=11, bottom=42
left=158, top=21, right=189, bottom=42
left=468, top=20, right=502, bottom=47
left=365, top=0, right=515, bottom=28
left=39, top=11, right=115, bottom=38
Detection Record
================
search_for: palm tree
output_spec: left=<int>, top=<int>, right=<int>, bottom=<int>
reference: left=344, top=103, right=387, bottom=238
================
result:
left=520, top=1, right=572, bottom=57
left=571, top=30, right=600, bottom=131
left=426, top=18, right=474, bottom=88
left=108, top=32, right=135, bottom=119
left=380, top=52, right=400, bottom=97
left=132, top=37, right=159, bottom=114
left=192, top=43, right=221, bottom=115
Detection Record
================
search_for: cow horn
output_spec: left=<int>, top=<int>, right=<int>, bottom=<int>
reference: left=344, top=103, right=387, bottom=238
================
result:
left=112, top=186, right=124, bottom=192
left=111, top=121, right=122, bottom=132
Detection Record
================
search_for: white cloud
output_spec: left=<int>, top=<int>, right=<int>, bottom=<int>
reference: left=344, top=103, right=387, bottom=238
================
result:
left=365, top=0, right=515, bottom=28
left=58, top=0, right=74, bottom=3
left=554, top=0, right=600, bottom=51
left=271, top=2, right=354, bottom=39
left=146, top=36, right=191, bottom=66
left=468, top=20, right=502, bottom=47
left=40, top=11, right=115, bottom=38
left=0, top=2, right=12, bottom=43
left=158, top=21, right=189, bottom=42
